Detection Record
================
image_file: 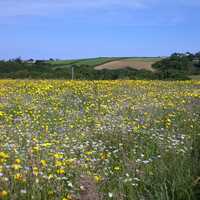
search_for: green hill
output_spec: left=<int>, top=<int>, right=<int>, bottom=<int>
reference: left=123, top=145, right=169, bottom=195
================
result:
left=0, top=53, right=199, bottom=80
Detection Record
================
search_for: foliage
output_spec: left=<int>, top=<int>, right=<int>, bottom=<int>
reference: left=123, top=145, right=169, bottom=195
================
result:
left=0, top=60, right=156, bottom=80
left=153, top=52, right=200, bottom=80
left=0, top=52, right=200, bottom=80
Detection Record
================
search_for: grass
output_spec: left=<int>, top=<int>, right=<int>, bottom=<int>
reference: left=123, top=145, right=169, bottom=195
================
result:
left=47, top=57, right=162, bottom=70
left=48, top=57, right=122, bottom=69
left=0, top=80, right=200, bottom=200
left=73, top=57, right=121, bottom=66
left=123, top=57, right=162, bottom=62
left=48, top=59, right=77, bottom=65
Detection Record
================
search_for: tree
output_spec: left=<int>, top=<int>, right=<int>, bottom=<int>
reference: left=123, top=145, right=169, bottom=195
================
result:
left=14, top=57, right=22, bottom=64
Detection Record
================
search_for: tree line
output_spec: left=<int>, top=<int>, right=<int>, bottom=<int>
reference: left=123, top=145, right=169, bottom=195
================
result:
left=0, top=52, right=199, bottom=80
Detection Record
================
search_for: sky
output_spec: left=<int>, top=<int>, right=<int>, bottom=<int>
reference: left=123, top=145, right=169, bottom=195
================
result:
left=0, top=0, right=200, bottom=59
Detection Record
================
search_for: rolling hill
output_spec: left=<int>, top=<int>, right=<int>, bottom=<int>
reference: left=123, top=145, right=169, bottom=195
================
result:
left=48, top=57, right=162, bottom=71
left=95, top=58, right=162, bottom=71
left=0, top=52, right=199, bottom=80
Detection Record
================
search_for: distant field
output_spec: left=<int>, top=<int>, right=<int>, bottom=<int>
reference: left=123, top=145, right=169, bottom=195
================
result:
left=124, top=57, right=163, bottom=62
left=48, top=57, right=162, bottom=71
left=95, top=58, right=162, bottom=71
left=73, top=57, right=122, bottom=66
left=48, top=59, right=77, bottom=65
left=48, top=57, right=123, bottom=69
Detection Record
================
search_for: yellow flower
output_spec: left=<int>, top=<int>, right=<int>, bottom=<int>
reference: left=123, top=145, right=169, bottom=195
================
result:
left=14, top=173, right=23, bottom=181
left=33, top=167, right=39, bottom=176
left=85, top=151, right=93, bottom=155
left=48, top=174, right=53, bottom=180
left=33, top=146, right=40, bottom=152
left=65, top=158, right=76, bottom=166
left=32, top=137, right=38, bottom=142
left=41, top=160, right=47, bottom=167
left=0, top=111, right=5, bottom=117
left=0, top=190, right=8, bottom=198
left=56, top=168, right=65, bottom=175
left=41, top=143, right=52, bottom=147
left=85, top=157, right=91, bottom=161
left=54, top=153, right=63, bottom=159
left=0, top=152, right=9, bottom=159
left=94, top=175, right=102, bottom=183
left=114, top=166, right=120, bottom=171
left=15, top=159, right=21, bottom=164
left=62, top=194, right=73, bottom=200
left=12, top=164, right=22, bottom=170
left=55, top=160, right=62, bottom=167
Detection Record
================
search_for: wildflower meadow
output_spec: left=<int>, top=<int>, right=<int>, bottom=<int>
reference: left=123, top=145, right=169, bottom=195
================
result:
left=0, top=80, right=200, bottom=200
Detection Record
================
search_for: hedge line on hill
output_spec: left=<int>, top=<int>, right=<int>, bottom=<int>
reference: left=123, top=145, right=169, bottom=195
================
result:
left=0, top=52, right=199, bottom=80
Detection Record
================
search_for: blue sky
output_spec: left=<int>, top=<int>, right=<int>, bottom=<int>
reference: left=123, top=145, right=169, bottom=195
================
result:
left=0, top=0, right=200, bottom=59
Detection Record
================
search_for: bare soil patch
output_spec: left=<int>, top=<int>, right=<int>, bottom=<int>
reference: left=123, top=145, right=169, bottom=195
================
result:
left=79, top=176, right=101, bottom=200
left=95, top=60, right=156, bottom=71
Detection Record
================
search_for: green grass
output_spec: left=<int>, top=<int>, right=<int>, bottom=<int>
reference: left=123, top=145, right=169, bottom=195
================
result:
left=47, top=57, right=162, bottom=70
left=73, top=57, right=120, bottom=66
left=124, top=57, right=163, bottom=62
left=48, top=57, right=119, bottom=67
left=48, top=57, right=120, bottom=70
left=48, top=59, right=77, bottom=65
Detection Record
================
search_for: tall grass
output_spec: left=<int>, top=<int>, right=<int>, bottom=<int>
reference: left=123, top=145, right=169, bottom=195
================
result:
left=0, top=80, right=199, bottom=200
